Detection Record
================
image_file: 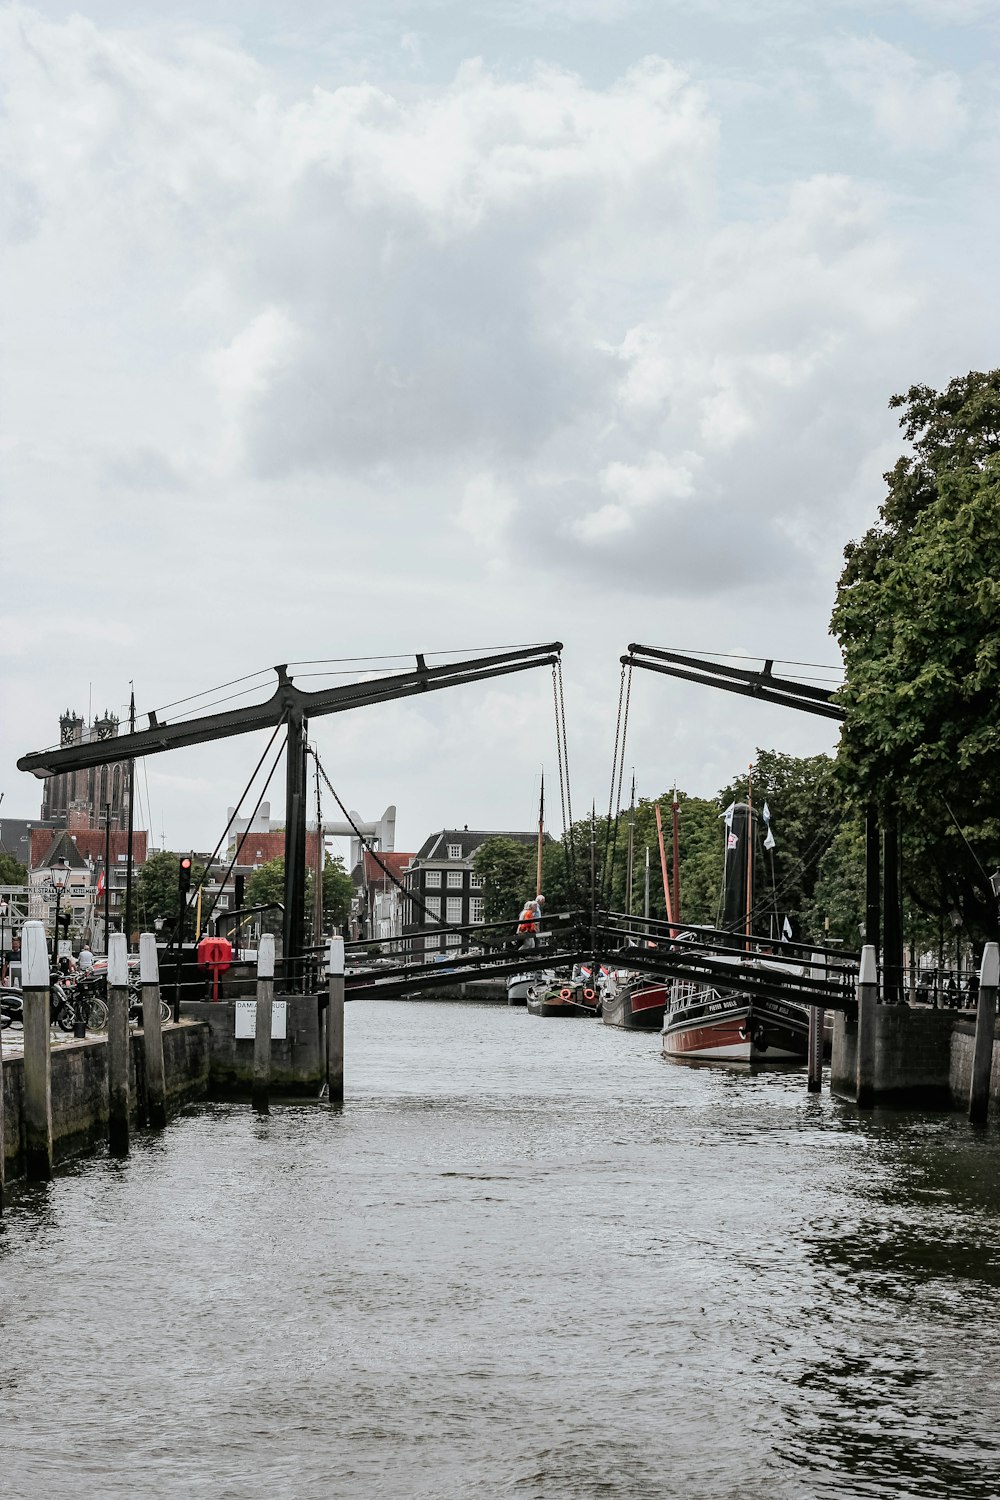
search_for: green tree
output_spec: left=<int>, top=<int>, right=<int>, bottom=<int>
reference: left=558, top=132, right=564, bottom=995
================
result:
left=135, top=850, right=208, bottom=928
left=717, top=749, right=841, bottom=943
left=0, top=852, right=28, bottom=886
left=320, top=856, right=354, bottom=931
left=473, top=836, right=535, bottom=925
left=244, top=856, right=285, bottom=911
left=832, top=370, right=1000, bottom=940
left=245, top=854, right=353, bottom=934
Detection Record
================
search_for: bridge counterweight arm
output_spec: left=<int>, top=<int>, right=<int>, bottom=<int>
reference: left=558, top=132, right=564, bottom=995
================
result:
left=18, top=643, right=563, bottom=777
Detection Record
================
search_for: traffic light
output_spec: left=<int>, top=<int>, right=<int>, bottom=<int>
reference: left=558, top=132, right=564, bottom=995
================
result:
left=178, top=856, right=193, bottom=900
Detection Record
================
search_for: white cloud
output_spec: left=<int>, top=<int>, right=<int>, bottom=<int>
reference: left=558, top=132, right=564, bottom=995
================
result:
left=825, top=34, right=968, bottom=151
left=0, top=5, right=994, bottom=847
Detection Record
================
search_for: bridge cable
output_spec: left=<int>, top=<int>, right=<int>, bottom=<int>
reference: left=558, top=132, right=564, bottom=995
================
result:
left=551, top=663, right=574, bottom=898
left=187, top=717, right=286, bottom=915
left=312, top=751, right=479, bottom=952
left=601, top=660, right=632, bottom=912
left=198, top=727, right=288, bottom=935
left=553, top=659, right=579, bottom=897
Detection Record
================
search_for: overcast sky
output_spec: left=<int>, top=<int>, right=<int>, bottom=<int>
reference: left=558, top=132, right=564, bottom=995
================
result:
left=2, top=0, right=997, bottom=861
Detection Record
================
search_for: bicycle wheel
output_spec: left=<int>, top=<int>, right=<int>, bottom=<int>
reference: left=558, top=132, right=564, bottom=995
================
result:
left=55, top=1001, right=76, bottom=1033
left=86, top=997, right=109, bottom=1032
left=159, top=998, right=171, bottom=1024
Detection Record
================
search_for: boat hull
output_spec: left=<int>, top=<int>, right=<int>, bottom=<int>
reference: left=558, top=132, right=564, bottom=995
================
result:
left=527, top=985, right=599, bottom=1019
left=662, top=990, right=809, bottom=1063
left=507, top=971, right=555, bottom=1006
left=602, top=980, right=667, bottom=1030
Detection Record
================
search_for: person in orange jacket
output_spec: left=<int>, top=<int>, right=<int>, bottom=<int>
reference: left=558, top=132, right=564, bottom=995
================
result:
left=516, top=893, right=545, bottom=949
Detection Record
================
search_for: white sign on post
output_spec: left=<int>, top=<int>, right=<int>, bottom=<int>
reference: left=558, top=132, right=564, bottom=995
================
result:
left=234, top=1000, right=287, bottom=1040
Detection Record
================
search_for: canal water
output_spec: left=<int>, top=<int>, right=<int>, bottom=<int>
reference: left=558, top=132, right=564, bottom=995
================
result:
left=2, top=1000, right=999, bottom=1499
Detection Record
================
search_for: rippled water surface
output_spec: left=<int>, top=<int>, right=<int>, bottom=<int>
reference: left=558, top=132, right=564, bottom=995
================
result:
left=3, top=1000, right=1000, bottom=1499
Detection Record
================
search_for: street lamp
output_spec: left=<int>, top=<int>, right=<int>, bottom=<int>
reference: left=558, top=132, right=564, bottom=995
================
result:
left=50, top=857, right=70, bottom=968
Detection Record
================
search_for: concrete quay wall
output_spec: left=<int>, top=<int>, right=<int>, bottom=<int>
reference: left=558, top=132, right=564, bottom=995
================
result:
left=2, top=1020, right=210, bottom=1181
left=182, top=996, right=324, bottom=1097
left=831, top=1007, right=1000, bottom=1109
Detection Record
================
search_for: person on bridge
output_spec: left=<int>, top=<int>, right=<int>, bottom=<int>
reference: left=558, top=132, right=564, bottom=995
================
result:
left=78, top=944, right=95, bottom=973
left=516, top=894, right=545, bottom=950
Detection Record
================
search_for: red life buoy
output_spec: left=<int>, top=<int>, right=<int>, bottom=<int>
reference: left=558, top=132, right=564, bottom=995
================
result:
left=559, top=987, right=572, bottom=1000
left=583, top=988, right=596, bottom=1001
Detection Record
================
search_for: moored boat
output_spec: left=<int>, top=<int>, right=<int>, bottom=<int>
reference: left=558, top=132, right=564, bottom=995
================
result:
left=526, top=980, right=599, bottom=1018
left=602, top=975, right=668, bottom=1030
left=661, top=975, right=808, bottom=1061
left=506, top=970, right=555, bottom=1006
left=661, top=797, right=809, bottom=1065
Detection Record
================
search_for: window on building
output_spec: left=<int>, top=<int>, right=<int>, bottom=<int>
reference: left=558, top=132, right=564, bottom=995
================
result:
left=470, top=897, right=484, bottom=924
left=446, top=870, right=463, bottom=889
left=425, top=870, right=441, bottom=888
left=469, top=871, right=483, bottom=889
left=446, top=896, right=462, bottom=924
left=445, top=933, right=461, bottom=948
left=424, top=897, right=441, bottom=922
left=447, top=843, right=462, bottom=859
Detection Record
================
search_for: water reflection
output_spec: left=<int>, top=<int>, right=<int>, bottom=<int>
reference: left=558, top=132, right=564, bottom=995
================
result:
left=0, top=1000, right=998, bottom=1500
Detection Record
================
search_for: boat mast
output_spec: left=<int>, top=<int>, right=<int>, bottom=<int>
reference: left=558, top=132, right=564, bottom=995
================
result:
left=654, top=801, right=674, bottom=933
left=744, top=763, right=754, bottom=948
left=535, top=768, right=545, bottom=896
left=625, top=773, right=635, bottom=917
left=671, top=785, right=681, bottom=925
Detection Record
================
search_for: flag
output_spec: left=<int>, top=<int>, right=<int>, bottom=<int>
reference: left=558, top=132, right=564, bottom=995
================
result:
left=727, top=832, right=738, bottom=850
left=762, top=801, right=771, bottom=823
left=782, top=916, right=793, bottom=939
left=763, top=827, right=776, bottom=851
left=722, top=802, right=735, bottom=829
left=96, top=868, right=105, bottom=898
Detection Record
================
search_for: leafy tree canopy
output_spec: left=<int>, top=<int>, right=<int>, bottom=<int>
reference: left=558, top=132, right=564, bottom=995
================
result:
left=0, top=852, right=28, bottom=886
left=135, top=850, right=207, bottom=929
left=473, top=836, right=536, bottom=926
left=245, top=854, right=353, bottom=936
left=832, top=370, right=1000, bottom=938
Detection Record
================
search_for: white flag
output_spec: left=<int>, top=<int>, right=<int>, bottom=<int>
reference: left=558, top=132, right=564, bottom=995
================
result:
left=727, top=832, right=738, bottom=850
left=764, top=827, right=776, bottom=851
left=782, top=916, right=793, bottom=940
left=722, top=802, right=735, bottom=829
left=762, top=801, right=771, bottom=823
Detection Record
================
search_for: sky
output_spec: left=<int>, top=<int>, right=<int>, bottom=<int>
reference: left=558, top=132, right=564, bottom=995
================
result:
left=2, top=0, right=998, bottom=861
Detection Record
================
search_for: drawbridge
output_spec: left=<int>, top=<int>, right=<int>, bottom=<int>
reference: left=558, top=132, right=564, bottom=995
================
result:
left=17, top=636, right=860, bottom=1017
left=343, top=909, right=858, bottom=1013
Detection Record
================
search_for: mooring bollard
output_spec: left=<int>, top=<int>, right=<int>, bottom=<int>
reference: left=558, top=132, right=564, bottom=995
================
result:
left=22, top=912, right=54, bottom=1182
left=807, top=1006, right=824, bottom=1094
left=327, top=936, right=345, bottom=1103
left=22, top=919, right=53, bottom=1182
left=107, top=933, right=130, bottom=1157
left=969, top=942, right=998, bottom=1126
left=856, top=943, right=878, bottom=1110
left=140, top=932, right=167, bottom=1130
left=252, top=935, right=275, bottom=1115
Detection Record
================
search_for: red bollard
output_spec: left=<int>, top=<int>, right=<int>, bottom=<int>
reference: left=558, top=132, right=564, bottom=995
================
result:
left=197, top=936, right=233, bottom=1001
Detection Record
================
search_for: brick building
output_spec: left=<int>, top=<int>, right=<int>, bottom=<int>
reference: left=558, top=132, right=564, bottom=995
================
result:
left=402, top=828, right=541, bottom=957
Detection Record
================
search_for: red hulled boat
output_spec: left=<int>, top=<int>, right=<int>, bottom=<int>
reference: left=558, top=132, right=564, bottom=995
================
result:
left=661, top=796, right=809, bottom=1065
left=602, top=976, right=668, bottom=1030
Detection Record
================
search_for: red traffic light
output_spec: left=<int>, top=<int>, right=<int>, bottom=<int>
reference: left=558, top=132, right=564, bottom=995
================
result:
left=180, top=857, right=192, bottom=871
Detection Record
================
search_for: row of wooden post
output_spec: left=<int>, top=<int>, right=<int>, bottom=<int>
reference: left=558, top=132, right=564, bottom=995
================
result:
left=250, top=935, right=345, bottom=1114
left=0, top=922, right=169, bottom=1200
left=1, top=924, right=349, bottom=1208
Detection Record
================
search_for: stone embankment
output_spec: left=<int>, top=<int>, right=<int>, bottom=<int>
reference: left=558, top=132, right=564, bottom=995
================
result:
left=831, top=1006, right=1000, bottom=1109
left=2, top=1020, right=209, bottom=1181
